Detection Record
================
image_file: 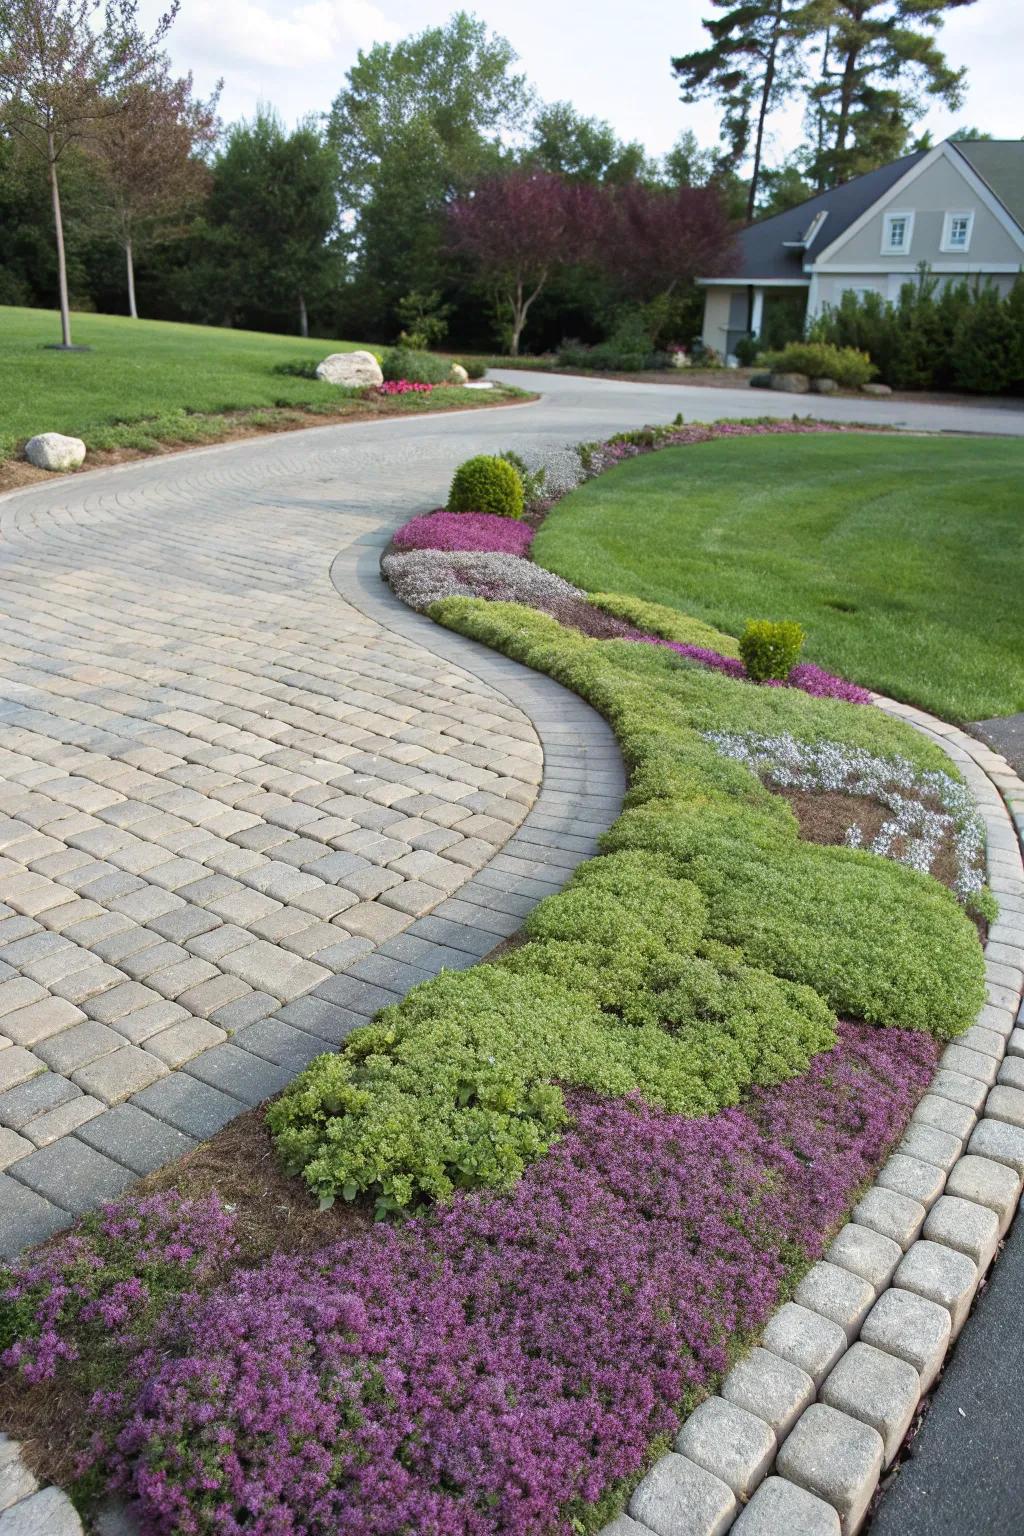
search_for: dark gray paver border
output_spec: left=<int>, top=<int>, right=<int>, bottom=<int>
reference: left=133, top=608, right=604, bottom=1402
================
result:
left=0, top=525, right=624, bottom=1259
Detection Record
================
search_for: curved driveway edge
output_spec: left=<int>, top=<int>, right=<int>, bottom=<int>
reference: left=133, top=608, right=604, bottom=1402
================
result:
left=605, top=701, right=1024, bottom=1536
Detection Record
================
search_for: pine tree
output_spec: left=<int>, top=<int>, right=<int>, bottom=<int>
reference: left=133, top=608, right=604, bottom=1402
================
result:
left=804, top=0, right=977, bottom=187
left=672, top=0, right=813, bottom=219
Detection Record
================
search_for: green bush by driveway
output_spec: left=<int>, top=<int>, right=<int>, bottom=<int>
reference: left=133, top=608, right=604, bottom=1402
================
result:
left=532, top=432, right=1024, bottom=722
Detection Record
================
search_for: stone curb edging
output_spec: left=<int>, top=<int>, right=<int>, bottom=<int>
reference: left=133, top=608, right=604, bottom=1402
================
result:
left=0, top=1436, right=81, bottom=1534
left=602, top=695, right=1024, bottom=1536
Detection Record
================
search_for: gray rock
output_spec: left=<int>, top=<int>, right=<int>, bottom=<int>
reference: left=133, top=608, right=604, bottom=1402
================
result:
left=861, top=382, right=892, bottom=396
left=314, top=350, right=383, bottom=388
left=24, top=433, right=86, bottom=472
left=770, top=371, right=810, bottom=394
left=749, top=373, right=773, bottom=389
left=0, top=1484, right=82, bottom=1534
left=811, top=377, right=839, bottom=394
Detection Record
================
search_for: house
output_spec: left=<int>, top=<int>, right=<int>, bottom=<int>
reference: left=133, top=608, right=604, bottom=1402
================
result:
left=699, top=138, right=1024, bottom=359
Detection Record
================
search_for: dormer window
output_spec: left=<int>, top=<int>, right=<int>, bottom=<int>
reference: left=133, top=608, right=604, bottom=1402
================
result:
left=882, top=211, right=914, bottom=254
left=941, top=210, right=974, bottom=253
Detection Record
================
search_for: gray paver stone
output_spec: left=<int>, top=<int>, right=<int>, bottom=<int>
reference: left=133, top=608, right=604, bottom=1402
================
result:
left=0, top=1454, right=36, bottom=1511
left=944, top=1152, right=1022, bottom=1234
left=819, top=1342, right=921, bottom=1465
left=145, top=1019, right=226, bottom=1067
left=911, top=1093, right=975, bottom=1142
left=825, top=1225, right=902, bottom=1289
left=0, top=1174, right=70, bottom=1258
left=922, top=1193, right=1000, bottom=1269
left=10, top=1137, right=133, bottom=1215
left=858, top=1287, right=951, bottom=1390
left=721, top=1345, right=816, bottom=1437
left=183, top=1042, right=290, bottom=1105
left=897, top=1122, right=963, bottom=1173
left=0, top=1048, right=43, bottom=1095
left=0, top=1128, right=32, bottom=1171
left=77, top=1102, right=197, bottom=1175
left=761, top=1304, right=847, bottom=1387
left=967, top=1116, right=1024, bottom=1175
left=874, top=1153, right=946, bottom=1210
left=929, top=1068, right=989, bottom=1113
left=940, top=1045, right=998, bottom=1086
left=850, top=1187, right=926, bottom=1251
left=775, top=1404, right=883, bottom=1535
left=133, top=1073, right=245, bottom=1139
left=893, top=1239, right=979, bottom=1334
left=997, top=1054, right=1024, bottom=1090
left=629, top=1452, right=737, bottom=1536
left=22, top=1095, right=104, bottom=1146
left=731, top=1477, right=841, bottom=1536
left=0, top=1072, right=79, bottom=1131
left=675, top=1396, right=776, bottom=1500
left=794, top=1261, right=875, bottom=1340
left=984, top=1084, right=1024, bottom=1130
left=72, top=1047, right=166, bottom=1104
left=0, top=1483, right=83, bottom=1535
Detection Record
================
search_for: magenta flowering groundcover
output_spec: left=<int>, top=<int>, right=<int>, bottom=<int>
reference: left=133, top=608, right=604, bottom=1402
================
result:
left=392, top=509, right=535, bottom=557
left=4, top=1024, right=933, bottom=1536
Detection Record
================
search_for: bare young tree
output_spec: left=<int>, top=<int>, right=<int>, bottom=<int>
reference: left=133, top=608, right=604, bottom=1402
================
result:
left=0, top=0, right=178, bottom=346
left=88, top=64, right=220, bottom=318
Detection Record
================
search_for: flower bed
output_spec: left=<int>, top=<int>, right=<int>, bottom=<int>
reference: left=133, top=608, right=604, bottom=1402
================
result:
left=3, top=1027, right=934, bottom=1536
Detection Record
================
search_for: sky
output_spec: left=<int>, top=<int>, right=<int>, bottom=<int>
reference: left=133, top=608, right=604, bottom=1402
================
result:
left=145, top=0, right=1023, bottom=165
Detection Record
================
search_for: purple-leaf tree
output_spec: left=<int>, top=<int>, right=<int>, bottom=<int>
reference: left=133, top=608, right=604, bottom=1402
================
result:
left=0, top=0, right=179, bottom=347
left=600, top=181, right=738, bottom=302
left=449, top=168, right=598, bottom=355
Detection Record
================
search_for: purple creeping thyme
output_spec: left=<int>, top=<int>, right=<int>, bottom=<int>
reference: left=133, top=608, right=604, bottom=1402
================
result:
left=0, top=1192, right=235, bottom=1384
left=72, top=1022, right=934, bottom=1536
left=392, top=510, right=535, bottom=557
left=633, top=636, right=872, bottom=704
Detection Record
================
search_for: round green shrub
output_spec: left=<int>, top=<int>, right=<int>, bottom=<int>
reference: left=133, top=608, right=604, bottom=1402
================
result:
left=739, top=619, right=806, bottom=681
left=381, top=347, right=453, bottom=385
left=447, top=454, right=525, bottom=519
left=761, top=341, right=876, bottom=389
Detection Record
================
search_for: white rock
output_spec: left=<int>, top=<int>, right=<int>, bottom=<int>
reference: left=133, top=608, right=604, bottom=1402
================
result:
left=449, top=362, right=469, bottom=384
left=24, top=433, right=86, bottom=472
left=314, top=350, right=383, bottom=388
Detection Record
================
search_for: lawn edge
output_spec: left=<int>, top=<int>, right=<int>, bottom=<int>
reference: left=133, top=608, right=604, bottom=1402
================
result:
left=0, top=390, right=540, bottom=508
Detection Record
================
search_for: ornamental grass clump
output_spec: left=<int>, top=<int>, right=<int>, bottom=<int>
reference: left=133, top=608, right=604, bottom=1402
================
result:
left=739, top=619, right=806, bottom=682
left=21, top=1024, right=933, bottom=1536
left=447, top=454, right=525, bottom=519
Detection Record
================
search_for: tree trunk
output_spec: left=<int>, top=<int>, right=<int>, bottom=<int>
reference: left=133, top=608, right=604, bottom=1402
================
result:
left=298, top=292, right=309, bottom=337
left=47, top=132, right=72, bottom=347
left=747, top=0, right=784, bottom=221
left=509, top=280, right=524, bottom=356
left=125, top=239, right=138, bottom=319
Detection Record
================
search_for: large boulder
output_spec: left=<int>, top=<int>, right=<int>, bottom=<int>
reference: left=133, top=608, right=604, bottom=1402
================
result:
left=315, top=350, right=383, bottom=388
left=25, top=432, right=86, bottom=471
left=862, top=381, right=893, bottom=397
left=749, top=373, right=773, bottom=390
left=812, top=376, right=839, bottom=394
left=769, top=371, right=810, bottom=394
left=449, top=362, right=469, bottom=384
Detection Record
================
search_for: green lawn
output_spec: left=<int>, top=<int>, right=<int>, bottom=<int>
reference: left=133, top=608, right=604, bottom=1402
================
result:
left=533, top=432, right=1024, bottom=723
left=0, top=306, right=375, bottom=459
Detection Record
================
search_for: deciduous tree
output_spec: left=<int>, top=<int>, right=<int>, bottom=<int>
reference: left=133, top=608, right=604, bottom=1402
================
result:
left=88, top=62, right=220, bottom=318
left=0, top=0, right=177, bottom=345
left=449, top=170, right=598, bottom=355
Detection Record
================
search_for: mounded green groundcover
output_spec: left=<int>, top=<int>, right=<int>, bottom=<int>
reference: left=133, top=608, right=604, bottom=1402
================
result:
left=0, top=422, right=990, bottom=1536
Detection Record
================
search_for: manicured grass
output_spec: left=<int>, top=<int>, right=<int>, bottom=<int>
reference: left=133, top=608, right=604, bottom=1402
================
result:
left=532, top=433, right=1024, bottom=722
left=0, top=307, right=513, bottom=463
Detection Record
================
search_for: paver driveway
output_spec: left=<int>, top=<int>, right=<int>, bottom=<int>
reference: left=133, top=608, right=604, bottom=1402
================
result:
left=1, top=372, right=1021, bottom=1250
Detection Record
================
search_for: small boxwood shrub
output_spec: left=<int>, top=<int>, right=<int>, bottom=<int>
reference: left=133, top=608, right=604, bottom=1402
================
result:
left=381, top=347, right=453, bottom=385
left=761, top=341, right=876, bottom=389
left=740, top=619, right=806, bottom=681
left=447, top=454, right=524, bottom=519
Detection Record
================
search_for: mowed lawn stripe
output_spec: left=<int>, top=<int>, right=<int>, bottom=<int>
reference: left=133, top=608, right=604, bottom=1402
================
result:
left=532, top=432, right=1024, bottom=722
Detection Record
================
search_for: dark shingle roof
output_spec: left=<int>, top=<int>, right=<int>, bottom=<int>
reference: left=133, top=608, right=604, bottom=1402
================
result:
left=717, top=150, right=929, bottom=282
left=951, top=140, right=1024, bottom=230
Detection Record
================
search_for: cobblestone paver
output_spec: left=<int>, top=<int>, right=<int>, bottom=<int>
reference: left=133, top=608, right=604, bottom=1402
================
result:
left=0, top=432, right=547, bottom=1238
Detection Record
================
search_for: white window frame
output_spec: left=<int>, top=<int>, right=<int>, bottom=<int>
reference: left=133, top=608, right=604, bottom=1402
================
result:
left=941, top=209, right=975, bottom=254
left=881, top=210, right=915, bottom=255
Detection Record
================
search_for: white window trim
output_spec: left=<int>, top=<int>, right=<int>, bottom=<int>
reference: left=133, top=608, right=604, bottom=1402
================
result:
left=941, top=209, right=975, bottom=254
left=881, top=210, right=915, bottom=256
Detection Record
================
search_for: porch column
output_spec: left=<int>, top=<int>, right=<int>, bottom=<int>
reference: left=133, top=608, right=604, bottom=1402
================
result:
left=750, top=286, right=765, bottom=338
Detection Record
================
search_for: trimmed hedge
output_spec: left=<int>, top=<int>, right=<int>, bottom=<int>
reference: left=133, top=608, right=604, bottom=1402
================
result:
left=447, top=454, right=525, bottom=519
left=270, top=600, right=984, bottom=1214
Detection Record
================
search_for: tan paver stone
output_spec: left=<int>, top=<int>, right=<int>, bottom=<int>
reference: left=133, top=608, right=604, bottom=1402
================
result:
left=73, top=1046, right=168, bottom=1103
